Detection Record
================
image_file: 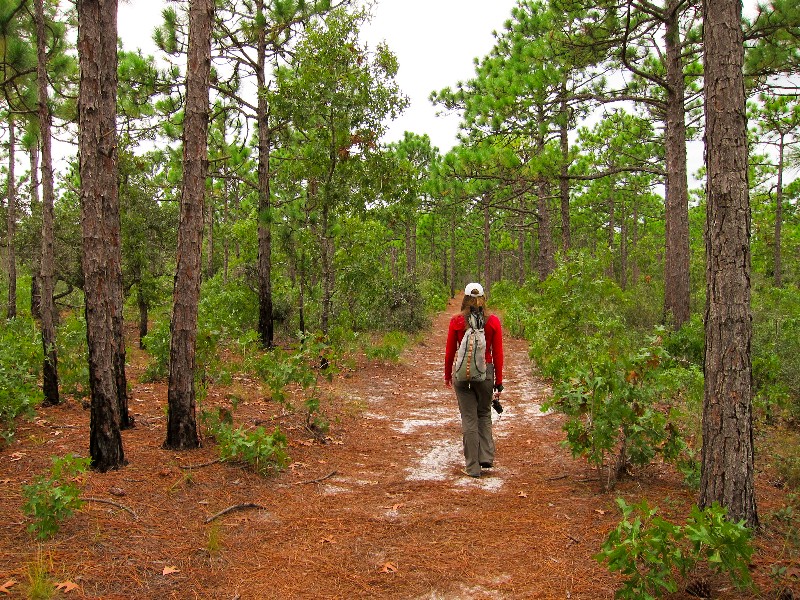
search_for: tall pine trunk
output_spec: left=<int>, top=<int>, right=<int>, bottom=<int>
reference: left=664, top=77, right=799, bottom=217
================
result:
left=699, top=0, right=758, bottom=528
left=36, top=0, right=59, bottom=407
left=482, top=194, right=491, bottom=292
left=6, top=118, right=16, bottom=319
left=29, top=142, right=41, bottom=320
left=165, top=0, right=213, bottom=450
left=77, top=0, right=125, bottom=468
left=559, top=83, right=571, bottom=254
left=774, top=136, right=784, bottom=287
left=663, top=2, right=691, bottom=328
left=256, top=0, right=274, bottom=349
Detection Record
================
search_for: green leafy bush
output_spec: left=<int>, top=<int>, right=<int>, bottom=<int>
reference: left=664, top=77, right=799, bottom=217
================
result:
left=0, top=317, right=42, bottom=444
left=752, top=284, right=800, bottom=419
left=246, top=334, right=334, bottom=433
left=21, top=454, right=90, bottom=539
left=198, top=274, right=259, bottom=338
left=56, top=313, right=90, bottom=399
left=597, top=498, right=753, bottom=599
left=363, top=331, right=409, bottom=361
left=142, top=318, right=226, bottom=383
left=204, top=412, right=288, bottom=475
left=545, top=336, right=684, bottom=489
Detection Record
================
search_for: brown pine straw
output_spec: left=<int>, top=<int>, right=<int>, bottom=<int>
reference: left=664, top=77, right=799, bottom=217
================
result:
left=0, top=305, right=792, bottom=598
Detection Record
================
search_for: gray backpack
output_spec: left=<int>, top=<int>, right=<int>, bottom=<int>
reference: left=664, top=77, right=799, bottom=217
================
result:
left=453, top=311, right=487, bottom=383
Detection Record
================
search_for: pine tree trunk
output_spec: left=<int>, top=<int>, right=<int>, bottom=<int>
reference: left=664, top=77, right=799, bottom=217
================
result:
left=663, top=3, right=691, bottom=329
left=700, top=0, right=758, bottom=528
left=138, top=284, right=148, bottom=349
left=165, top=0, right=213, bottom=450
left=37, top=0, right=59, bottom=407
left=606, top=187, right=615, bottom=280
left=6, top=118, right=16, bottom=320
left=774, top=136, right=784, bottom=287
left=631, top=199, right=640, bottom=286
left=256, top=0, right=274, bottom=349
left=320, top=202, right=334, bottom=336
left=483, top=194, right=491, bottom=293
left=77, top=0, right=125, bottom=468
left=559, top=85, right=571, bottom=254
left=620, top=204, right=628, bottom=291
left=205, top=194, right=214, bottom=279
left=537, top=180, right=554, bottom=280
left=449, top=209, right=456, bottom=298
left=29, top=143, right=41, bottom=321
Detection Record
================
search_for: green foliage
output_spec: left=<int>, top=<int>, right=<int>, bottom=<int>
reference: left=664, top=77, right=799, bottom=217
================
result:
left=419, top=279, right=449, bottom=313
left=204, top=412, right=288, bottom=476
left=247, top=335, right=333, bottom=403
left=198, top=275, right=259, bottom=339
left=546, top=336, right=684, bottom=487
left=363, top=331, right=409, bottom=362
left=21, top=454, right=90, bottom=540
left=141, top=319, right=170, bottom=381
left=246, top=334, right=334, bottom=433
left=752, top=284, right=800, bottom=420
left=0, top=317, right=42, bottom=445
left=597, top=499, right=753, bottom=599
left=56, top=313, right=90, bottom=399
left=663, top=313, right=704, bottom=366
left=497, top=255, right=703, bottom=487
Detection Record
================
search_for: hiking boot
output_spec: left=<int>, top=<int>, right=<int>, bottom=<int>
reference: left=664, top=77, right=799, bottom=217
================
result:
left=461, top=469, right=480, bottom=478
left=480, top=462, right=493, bottom=469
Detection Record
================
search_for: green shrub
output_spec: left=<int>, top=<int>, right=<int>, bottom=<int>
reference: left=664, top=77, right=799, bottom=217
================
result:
left=419, top=279, right=449, bottom=313
left=0, top=317, right=42, bottom=444
left=56, top=313, right=90, bottom=399
left=597, top=498, right=753, bottom=599
left=204, top=413, right=288, bottom=475
left=545, top=336, right=684, bottom=489
left=21, top=454, right=90, bottom=539
left=363, top=331, right=409, bottom=362
left=752, top=284, right=800, bottom=419
left=198, top=274, right=258, bottom=338
left=141, top=319, right=170, bottom=381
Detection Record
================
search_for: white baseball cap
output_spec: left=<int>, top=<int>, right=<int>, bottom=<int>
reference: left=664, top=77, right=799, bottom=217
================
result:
left=464, top=283, right=484, bottom=297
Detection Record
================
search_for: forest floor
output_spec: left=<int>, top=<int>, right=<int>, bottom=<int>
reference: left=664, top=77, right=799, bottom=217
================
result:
left=0, top=298, right=796, bottom=599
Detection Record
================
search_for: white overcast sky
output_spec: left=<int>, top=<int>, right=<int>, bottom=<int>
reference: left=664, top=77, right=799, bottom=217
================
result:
left=117, top=0, right=519, bottom=154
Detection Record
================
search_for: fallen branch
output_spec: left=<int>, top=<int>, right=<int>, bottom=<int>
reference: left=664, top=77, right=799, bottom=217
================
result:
left=546, top=474, right=568, bottom=481
left=204, top=503, right=266, bottom=524
left=295, top=470, right=337, bottom=485
left=82, top=497, right=138, bottom=520
left=178, top=458, right=221, bottom=470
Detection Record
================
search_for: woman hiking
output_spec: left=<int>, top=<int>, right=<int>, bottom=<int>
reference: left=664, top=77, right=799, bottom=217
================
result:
left=444, top=283, right=504, bottom=478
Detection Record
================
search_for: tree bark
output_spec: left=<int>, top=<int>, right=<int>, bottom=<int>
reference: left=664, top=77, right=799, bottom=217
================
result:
left=165, top=0, right=213, bottom=450
left=606, top=186, right=616, bottom=280
left=77, top=0, right=125, bottom=468
left=700, top=0, right=758, bottom=528
left=774, top=135, right=784, bottom=287
left=449, top=208, right=456, bottom=298
left=663, top=2, right=691, bottom=329
left=36, top=0, right=59, bottom=407
left=559, top=83, right=571, bottom=255
left=483, top=194, right=491, bottom=293
left=137, top=283, right=148, bottom=349
left=6, top=117, right=16, bottom=319
left=28, top=142, right=41, bottom=320
left=620, top=200, right=628, bottom=291
left=256, top=0, right=274, bottom=349
left=536, top=179, right=554, bottom=281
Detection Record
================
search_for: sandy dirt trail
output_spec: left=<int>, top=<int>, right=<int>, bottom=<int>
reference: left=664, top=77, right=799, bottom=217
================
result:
left=0, top=299, right=631, bottom=599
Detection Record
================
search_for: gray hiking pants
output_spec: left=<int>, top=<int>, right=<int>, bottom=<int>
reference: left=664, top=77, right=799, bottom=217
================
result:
left=454, top=364, right=495, bottom=476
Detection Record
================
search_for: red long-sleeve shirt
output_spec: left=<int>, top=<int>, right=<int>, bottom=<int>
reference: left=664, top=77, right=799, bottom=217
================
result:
left=444, top=313, right=504, bottom=386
